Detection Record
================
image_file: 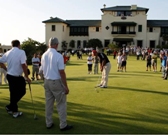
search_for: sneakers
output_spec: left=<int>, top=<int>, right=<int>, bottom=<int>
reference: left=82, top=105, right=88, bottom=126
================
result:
left=60, top=125, right=73, bottom=131
left=5, top=106, right=13, bottom=115
left=13, top=112, right=23, bottom=118
left=100, top=86, right=107, bottom=88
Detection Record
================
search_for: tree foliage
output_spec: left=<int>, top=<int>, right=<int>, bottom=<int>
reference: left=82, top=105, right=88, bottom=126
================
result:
left=87, top=39, right=103, bottom=49
left=21, top=38, right=47, bottom=65
left=62, top=41, right=68, bottom=50
left=162, top=34, right=168, bottom=43
left=108, top=43, right=118, bottom=49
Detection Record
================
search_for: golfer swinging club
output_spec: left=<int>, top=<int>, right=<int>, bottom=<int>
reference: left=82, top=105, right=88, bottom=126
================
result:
left=95, top=47, right=111, bottom=88
left=0, top=40, right=31, bottom=118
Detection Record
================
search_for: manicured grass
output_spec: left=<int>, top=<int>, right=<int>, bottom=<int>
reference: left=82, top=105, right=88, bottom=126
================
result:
left=0, top=54, right=168, bottom=134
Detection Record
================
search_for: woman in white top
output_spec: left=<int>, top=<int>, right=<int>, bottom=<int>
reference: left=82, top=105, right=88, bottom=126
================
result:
left=87, top=53, right=93, bottom=74
left=116, top=52, right=122, bottom=72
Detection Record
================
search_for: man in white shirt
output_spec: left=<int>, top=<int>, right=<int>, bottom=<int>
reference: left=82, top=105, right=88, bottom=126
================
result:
left=40, top=37, right=73, bottom=131
left=31, top=53, right=40, bottom=80
left=0, top=40, right=31, bottom=118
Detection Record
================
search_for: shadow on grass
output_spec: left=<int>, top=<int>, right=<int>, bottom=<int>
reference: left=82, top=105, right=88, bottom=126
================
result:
left=66, top=63, right=84, bottom=66
left=110, top=72, right=156, bottom=77
left=107, top=86, right=168, bottom=96
left=0, top=97, right=168, bottom=134
left=0, top=84, right=9, bottom=90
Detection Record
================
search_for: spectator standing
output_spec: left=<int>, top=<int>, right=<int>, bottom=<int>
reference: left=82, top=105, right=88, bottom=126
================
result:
left=113, top=49, right=117, bottom=59
left=121, top=52, right=127, bottom=72
left=151, top=51, right=158, bottom=72
left=87, top=53, right=93, bottom=74
left=31, top=53, right=40, bottom=80
left=40, top=37, right=73, bottom=131
left=161, top=52, right=167, bottom=79
left=116, top=52, right=122, bottom=72
left=0, top=54, right=8, bottom=84
left=146, top=52, right=152, bottom=71
left=92, top=50, right=99, bottom=74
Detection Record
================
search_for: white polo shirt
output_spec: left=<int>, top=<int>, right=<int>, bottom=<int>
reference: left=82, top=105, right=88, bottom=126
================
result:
left=32, top=57, right=40, bottom=66
left=41, top=48, right=64, bottom=80
left=0, top=47, right=27, bottom=76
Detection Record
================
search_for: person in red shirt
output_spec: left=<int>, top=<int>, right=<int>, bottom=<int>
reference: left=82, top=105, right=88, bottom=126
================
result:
left=63, top=53, right=69, bottom=68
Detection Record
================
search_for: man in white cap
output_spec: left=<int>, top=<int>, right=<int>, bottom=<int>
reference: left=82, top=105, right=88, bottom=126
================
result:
left=96, top=47, right=111, bottom=88
left=40, top=37, right=73, bottom=131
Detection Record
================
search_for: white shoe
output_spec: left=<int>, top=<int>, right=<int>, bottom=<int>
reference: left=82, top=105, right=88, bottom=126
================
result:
left=13, top=112, right=23, bottom=118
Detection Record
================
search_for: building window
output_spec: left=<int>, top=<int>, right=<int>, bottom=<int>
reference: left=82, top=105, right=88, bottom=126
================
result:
left=77, top=40, right=81, bottom=48
left=104, top=40, right=110, bottom=47
left=52, top=25, right=55, bottom=31
left=149, top=27, right=153, bottom=32
left=96, top=27, right=99, bottom=32
left=137, top=40, right=143, bottom=48
left=83, top=40, right=87, bottom=48
left=138, top=25, right=142, bottom=32
left=150, top=40, right=155, bottom=48
left=63, top=26, right=64, bottom=32
left=69, top=26, right=88, bottom=36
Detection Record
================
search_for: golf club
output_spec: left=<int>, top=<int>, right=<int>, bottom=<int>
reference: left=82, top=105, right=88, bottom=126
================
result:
left=28, top=83, right=38, bottom=120
left=94, top=74, right=101, bottom=93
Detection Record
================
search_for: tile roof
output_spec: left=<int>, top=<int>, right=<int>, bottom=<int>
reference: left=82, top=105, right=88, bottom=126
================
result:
left=42, top=17, right=168, bottom=27
left=101, top=6, right=149, bottom=13
left=147, top=20, right=168, bottom=27
left=42, top=17, right=69, bottom=24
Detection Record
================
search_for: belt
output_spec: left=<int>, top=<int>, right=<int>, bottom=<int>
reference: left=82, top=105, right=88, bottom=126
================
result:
left=7, top=74, right=22, bottom=77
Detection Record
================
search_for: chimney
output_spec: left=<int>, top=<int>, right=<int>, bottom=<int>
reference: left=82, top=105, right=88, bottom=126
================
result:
left=131, top=5, right=137, bottom=10
left=103, top=4, right=106, bottom=8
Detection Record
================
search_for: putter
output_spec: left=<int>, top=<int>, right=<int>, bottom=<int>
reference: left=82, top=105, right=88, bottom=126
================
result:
left=28, top=83, right=38, bottom=120
left=94, top=74, right=101, bottom=93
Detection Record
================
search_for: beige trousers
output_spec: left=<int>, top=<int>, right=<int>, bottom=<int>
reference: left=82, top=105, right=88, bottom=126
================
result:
left=44, top=79, right=67, bottom=129
left=101, top=62, right=111, bottom=87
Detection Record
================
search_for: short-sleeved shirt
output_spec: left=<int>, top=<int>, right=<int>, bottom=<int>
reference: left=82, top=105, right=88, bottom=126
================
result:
left=98, top=53, right=110, bottom=64
left=87, top=56, right=93, bottom=64
left=32, top=57, right=40, bottom=66
left=0, top=47, right=27, bottom=76
left=41, top=48, right=64, bottom=80
left=117, top=56, right=122, bottom=63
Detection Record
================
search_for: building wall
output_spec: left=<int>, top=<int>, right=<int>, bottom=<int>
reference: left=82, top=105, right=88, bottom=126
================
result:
left=146, top=27, right=160, bottom=47
left=44, top=8, right=163, bottom=49
left=101, top=10, right=147, bottom=47
left=45, top=23, right=64, bottom=50
left=0, top=45, right=12, bottom=53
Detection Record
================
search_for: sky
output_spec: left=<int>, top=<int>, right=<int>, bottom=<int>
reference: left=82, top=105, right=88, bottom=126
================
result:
left=0, top=0, right=168, bottom=45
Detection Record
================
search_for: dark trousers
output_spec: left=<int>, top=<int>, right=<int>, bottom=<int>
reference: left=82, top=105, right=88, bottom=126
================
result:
left=6, top=74, right=26, bottom=112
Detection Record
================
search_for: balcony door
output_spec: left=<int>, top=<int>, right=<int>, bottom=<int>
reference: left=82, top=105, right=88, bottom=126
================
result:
left=120, top=26, right=126, bottom=34
left=137, top=40, right=143, bottom=48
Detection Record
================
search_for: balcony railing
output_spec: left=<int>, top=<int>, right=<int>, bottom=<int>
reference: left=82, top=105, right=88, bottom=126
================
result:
left=111, top=31, right=136, bottom=34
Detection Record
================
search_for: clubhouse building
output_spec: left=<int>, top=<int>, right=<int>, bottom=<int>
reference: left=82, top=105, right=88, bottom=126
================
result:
left=42, top=4, right=168, bottom=51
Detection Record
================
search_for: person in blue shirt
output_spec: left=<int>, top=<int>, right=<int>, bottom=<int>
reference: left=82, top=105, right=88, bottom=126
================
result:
left=161, top=52, right=167, bottom=79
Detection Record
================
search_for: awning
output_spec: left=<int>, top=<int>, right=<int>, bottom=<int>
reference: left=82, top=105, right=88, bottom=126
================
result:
left=111, top=22, right=137, bottom=26
left=113, top=38, right=133, bottom=42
